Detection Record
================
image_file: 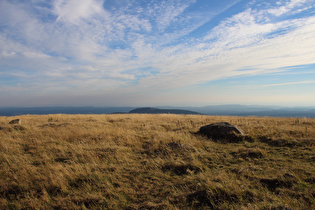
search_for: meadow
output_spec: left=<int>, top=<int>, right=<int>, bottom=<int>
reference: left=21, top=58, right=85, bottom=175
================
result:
left=0, top=114, right=314, bottom=209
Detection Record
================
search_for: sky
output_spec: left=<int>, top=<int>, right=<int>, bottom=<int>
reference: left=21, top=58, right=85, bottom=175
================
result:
left=0, top=0, right=315, bottom=107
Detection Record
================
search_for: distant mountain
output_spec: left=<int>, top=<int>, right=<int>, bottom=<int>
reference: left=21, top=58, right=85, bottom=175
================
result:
left=159, top=105, right=315, bottom=118
left=1, top=105, right=315, bottom=117
left=0, top=106, right=134, bottom=116
left=129, top=107, right=201, bottom=115
left=178, top=105, right=280, bottom=115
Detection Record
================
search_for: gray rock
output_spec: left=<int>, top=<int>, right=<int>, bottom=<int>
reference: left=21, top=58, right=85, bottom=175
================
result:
left=198, top=122, right=245, bottom=141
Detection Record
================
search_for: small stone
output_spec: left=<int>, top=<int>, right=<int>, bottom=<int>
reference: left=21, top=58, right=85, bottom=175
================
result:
left=9, top=119, right=21, bottom=125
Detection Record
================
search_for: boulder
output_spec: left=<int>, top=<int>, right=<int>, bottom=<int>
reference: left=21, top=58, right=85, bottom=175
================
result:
left=198, top=122, right=245, bottom=141
left=9, top=119, right=21, bottom=125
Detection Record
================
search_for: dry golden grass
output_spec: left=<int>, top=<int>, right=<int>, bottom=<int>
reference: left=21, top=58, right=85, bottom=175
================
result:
left=0, top=114, right=314, bottom=209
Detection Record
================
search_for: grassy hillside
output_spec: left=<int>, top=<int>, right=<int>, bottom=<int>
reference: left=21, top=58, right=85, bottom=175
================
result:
left=0, top=114, right=314, bottom=209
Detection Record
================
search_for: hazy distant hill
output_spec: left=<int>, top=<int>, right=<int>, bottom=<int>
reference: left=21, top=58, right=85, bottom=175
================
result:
left=164, top=105, right=315, bottom=118
left=129, top=107, right=201, bottom=115
left=1, top=105, right=315, bottom=117
left=0, top=107, right=134, bottom=116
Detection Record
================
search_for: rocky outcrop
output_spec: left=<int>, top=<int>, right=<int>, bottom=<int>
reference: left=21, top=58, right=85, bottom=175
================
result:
left=198, top=122, right=245, bottom=142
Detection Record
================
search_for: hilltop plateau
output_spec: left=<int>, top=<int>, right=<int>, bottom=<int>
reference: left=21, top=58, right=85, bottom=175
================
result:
left=129, top=107, right=201, bottom=115
left=0, top=114, right=314, bottom=209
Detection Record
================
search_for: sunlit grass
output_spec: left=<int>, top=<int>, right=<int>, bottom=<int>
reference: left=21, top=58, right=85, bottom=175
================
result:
left=0, top=114, right=314, bottom=209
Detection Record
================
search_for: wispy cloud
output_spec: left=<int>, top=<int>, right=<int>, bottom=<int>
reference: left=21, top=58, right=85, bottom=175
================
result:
left=267, top=0, right=310, bottom=16
left=0, top=0, right=315, bottom=106
left=53, top=0, right=104, bottom=23
left=262, top=80, right=315, bottom=87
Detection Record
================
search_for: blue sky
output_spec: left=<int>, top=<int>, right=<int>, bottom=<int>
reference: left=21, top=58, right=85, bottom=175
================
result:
left=0, top=0, right=315, bottom=107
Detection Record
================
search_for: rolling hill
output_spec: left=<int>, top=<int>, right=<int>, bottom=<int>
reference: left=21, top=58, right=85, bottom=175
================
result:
left=128, top=107, right=201, bottom=115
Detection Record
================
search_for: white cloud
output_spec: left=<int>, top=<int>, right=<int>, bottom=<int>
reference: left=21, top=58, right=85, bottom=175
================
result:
left=203, top=9, right=277, bottom=49
left=267, top=0, right=311, bottom=16
left=149, top=0, right=193, bottom=32
left=1, top=51, right=16, bottom=57
left=127, top=4, right=315, bottom=90
left=53, top=0, right=104, bottom=23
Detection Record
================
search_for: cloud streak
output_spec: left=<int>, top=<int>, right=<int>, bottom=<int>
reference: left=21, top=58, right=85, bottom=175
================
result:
left=262, top=80, right=315, bottom=87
